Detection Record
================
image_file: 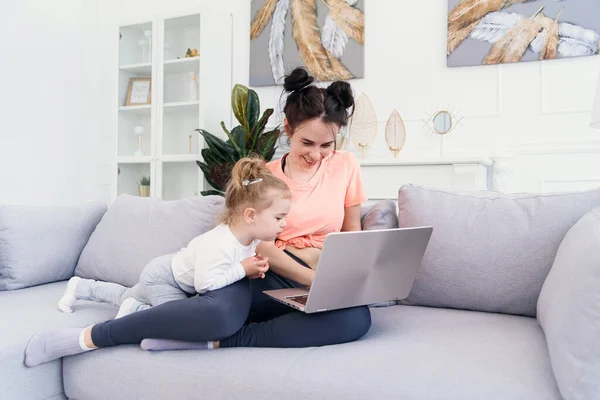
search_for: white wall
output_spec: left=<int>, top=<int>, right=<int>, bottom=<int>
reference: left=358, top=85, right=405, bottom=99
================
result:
left=2, top=0, right=598, bottom=206
left=89, top=0, right=600, bottom=197
left=0, top=1, right=86, bottom=205
left=249, top=0, right=600, bottom=193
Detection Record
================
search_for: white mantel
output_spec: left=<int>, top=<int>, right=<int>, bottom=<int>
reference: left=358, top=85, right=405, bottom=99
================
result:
left=358, top=155, right=516, bottom=202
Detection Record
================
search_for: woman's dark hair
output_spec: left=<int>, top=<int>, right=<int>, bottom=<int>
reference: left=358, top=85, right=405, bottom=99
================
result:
left=282, top=67, right=354, bottom=138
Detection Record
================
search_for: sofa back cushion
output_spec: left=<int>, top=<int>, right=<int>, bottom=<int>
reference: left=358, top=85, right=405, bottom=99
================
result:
left=0, top=202, right=107, bottom=290
left=74, top=194, right=224, bottom=287
left=397, top=184, right=600, bottom=316
left=537, top=207, right=600, bottom=400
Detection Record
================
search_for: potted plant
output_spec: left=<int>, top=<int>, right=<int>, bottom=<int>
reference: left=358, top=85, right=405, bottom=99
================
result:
left=196, top=83, right=280, bottom=196
left=139, top=176, right=150, bottom=197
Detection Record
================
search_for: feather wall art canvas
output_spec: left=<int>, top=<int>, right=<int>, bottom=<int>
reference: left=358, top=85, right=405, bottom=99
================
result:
left=447, top=0, right=600, bottom=67
left=250, top=0, right=365, bottom=86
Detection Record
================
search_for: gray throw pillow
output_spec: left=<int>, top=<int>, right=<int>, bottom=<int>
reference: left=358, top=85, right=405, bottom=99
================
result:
left=0, top=202, right=107, bottom=290
left=397, top=184, right=600, bottom=316
left=361, top=200, right=399, bottom=231
left=74, top=194, right=224, bottom=287
left=537, top=207, right=600, bottom=400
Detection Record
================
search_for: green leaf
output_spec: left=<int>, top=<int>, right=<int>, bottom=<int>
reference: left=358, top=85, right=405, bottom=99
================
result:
left=249, top=108, right=274, bottom=152
left=200, top=190, right=225, bottom=197
left=196, top=129, right=237, bottom=160
left=219, top=122, right=242, bottom=157
left=254, top=128, right=280, bottom=158
left=220, top=121, right=232, bottom=137
left=264, top=147, right=277, bottom=161
left=231, top=84, right=249, bottom=129
left=231, top=126, right=246, bottom=156
left=246, top=88, right=260, bottom=135
left=196, top=129, right=227, bottom=152
left=201, top=148, right=227, bottom=165
left=208, top=162, right=236, bottom=191
left=197, top=161, right=222, bottom=191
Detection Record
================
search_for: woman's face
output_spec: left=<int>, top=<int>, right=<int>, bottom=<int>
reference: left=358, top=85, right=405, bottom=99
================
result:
left=285, top=118, right=338, bottom=170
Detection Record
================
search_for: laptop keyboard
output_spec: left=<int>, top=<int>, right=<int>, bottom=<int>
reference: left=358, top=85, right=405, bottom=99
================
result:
left=286, top=294, right=309, bottom=305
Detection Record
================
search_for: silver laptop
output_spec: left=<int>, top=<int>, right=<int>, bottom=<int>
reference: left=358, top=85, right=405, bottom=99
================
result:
left=263, top=226, right=433, bottom=313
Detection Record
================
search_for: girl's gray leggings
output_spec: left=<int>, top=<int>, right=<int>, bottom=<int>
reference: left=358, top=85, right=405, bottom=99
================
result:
left=75, top=253, right=189, bottom=310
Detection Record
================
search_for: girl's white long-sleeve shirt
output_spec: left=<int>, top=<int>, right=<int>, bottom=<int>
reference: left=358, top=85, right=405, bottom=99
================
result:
left=171, top=223, right=259, bottom=294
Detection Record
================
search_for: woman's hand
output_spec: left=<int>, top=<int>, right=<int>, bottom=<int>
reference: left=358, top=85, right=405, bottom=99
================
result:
left=241, top=255, right=269, bottom=279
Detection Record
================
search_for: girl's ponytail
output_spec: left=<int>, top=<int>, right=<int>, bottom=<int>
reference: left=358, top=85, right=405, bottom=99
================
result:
left=219, top=155, right=291, bottom=224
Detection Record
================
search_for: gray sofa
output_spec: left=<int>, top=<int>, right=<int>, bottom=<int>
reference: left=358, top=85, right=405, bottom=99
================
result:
left=2, top=184, right=600, bottom=400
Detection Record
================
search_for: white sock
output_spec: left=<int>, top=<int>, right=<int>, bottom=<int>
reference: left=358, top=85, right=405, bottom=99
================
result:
left=58, top=277, right=81, bottom=313
left=78, top=329, right=95, bottom=351
left=24, top=327, right=93, bottom=368
left=115, top=297, right=147, bottom=319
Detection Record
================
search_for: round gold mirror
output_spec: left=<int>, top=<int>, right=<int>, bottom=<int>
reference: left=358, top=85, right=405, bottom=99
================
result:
left=433, top=111, right=453, bottom=135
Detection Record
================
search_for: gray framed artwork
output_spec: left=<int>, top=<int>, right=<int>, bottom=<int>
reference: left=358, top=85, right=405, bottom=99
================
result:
left=447, top=0, right=600, bottom=67
left=250, top=0, right=365, bottom=87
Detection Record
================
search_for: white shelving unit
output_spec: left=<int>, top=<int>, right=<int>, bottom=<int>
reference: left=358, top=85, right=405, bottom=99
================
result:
left=113, top=9, right=232, bottom=201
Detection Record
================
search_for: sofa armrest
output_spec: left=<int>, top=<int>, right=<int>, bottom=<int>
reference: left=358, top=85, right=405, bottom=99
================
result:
left=537, top=207, right=600, bottom=400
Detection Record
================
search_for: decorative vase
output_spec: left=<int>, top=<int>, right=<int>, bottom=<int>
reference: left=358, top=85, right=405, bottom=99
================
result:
left=139, top=185, right=150, bottom=197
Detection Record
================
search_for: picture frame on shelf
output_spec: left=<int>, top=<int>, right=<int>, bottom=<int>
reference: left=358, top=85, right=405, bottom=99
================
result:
left=125, top=77, right=152, bottom=106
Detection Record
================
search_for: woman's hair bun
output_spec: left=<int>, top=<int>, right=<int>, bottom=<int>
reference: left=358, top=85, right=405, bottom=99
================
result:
left=326, top=81, right=353, bottom=109
left=283, top=67, right=314, bottom=92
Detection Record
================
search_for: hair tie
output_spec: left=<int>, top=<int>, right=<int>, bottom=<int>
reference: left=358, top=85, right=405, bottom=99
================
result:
left=291, top=85, right=310, bottom=94
left=242, top=178, right=263, bottom=187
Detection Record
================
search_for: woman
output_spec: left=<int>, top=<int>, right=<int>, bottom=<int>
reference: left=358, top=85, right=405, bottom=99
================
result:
left=24, top=67, right=371, bottom=367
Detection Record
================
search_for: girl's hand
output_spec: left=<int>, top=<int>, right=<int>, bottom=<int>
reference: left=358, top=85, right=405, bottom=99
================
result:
left=241, top=255, right=269, bottom=279
left=255, top=253, right=270, bottom=268
left=247, top=272, right=266, bottom=279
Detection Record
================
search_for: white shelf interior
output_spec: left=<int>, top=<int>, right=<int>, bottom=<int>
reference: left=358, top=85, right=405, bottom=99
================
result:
left=164, top=57, right=200, bottom=74
left=161, top=162, right=200, bottom=200
left=164, top=14, right=200, bottom=62
left=119, top=22, right=153, bottom=66
left=162, top=108, right=200, bottom=155
left=119, top=104, right=151, bottom=114
left=163, top=68, right=200, bottom=104
left=119, top=62, right=152, bottom=75
left=163, top=100, right=199, bottom=112
left=159, top=154, right=201, bottom=162
left=117, top=156, right=153, bottom=163
left=118, top=112, right=152, bottom=157
left=118, top=163, right=151, bottom=197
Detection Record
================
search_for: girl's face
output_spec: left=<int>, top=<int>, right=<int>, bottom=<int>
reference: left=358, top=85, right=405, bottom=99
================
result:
left=252, top=192, right=291, bottom=241
left=285, top=118, right=339, bottom=170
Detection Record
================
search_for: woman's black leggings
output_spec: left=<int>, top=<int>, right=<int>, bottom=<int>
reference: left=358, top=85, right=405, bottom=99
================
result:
left=91, top=251, right=372, bottom=348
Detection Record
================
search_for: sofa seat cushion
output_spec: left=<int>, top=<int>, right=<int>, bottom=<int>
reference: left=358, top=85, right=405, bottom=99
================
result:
left=64, top=306, right=561, bottom=400
left=0, top=282, right=116, bottom=400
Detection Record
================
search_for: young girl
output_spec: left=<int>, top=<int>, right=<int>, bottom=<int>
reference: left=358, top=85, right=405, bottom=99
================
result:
left=57, top=156, right=292, bottom=319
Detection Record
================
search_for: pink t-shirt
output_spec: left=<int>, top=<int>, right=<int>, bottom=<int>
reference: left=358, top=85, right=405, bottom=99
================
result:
left=267, top=151, right=366, bottom=250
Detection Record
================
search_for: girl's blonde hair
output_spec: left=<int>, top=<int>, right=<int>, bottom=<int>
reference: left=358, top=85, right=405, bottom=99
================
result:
left=219, top=155, right=291, bottom=225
